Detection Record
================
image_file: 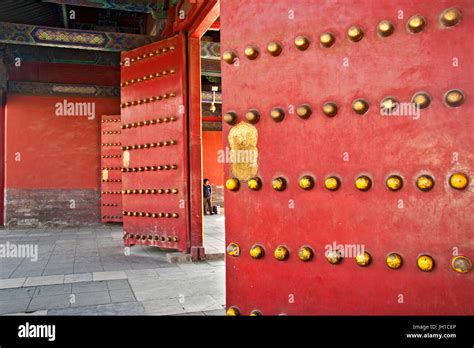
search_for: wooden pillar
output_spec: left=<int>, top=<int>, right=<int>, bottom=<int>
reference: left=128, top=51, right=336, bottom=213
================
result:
left=187, top=0, right=220, bottom=260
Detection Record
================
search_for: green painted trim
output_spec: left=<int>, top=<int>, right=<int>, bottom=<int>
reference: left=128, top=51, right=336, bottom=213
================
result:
left=0, top=22, right=154, bottom=52
left=5, top=45, right=119, bottom=66
left=8, top=80, right=119, bottom=98
left=42, top=0, right=164, bottom=13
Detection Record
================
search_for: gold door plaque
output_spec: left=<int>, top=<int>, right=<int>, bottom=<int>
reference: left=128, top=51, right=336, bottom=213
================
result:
left=123, top=150, right=130, bottom=168
left=228, top=122, right=258, bottom=181
left=101, top=169, right=109, bottom=181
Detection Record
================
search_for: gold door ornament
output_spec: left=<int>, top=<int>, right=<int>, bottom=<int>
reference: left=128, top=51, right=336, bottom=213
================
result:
left=101, top=169, right=109, bottom=181
left=228, top=122, right=258, bottom=181
left=123, top=150, right=130, bottom=168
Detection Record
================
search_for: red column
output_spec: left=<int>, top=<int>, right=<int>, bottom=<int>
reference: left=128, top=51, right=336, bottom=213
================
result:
left=0, top=91, right=4, bottom=226
left=187, top=0, right=220, bottom=260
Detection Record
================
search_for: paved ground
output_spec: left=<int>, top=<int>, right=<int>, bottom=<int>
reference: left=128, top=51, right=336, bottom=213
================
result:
left=203, top=214, right=226, bottom=256
left=0, top=215, right=225, bottom=315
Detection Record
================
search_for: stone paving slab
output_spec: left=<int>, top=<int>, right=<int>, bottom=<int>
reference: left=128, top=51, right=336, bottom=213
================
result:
left=208, top=259, right=225, bottom=265
left=43, top=267, right=74, bottom=276
left=174, top=311, right=205, bottom=316
left=23, top=275, right=65, bottom=287
left=106, top=279, right=131, bottom=291
left=203, top=308, right=226, bottom=316
left=7, top=310, right=48, bottom=316
left=0, top=287, right=35, bottom=300
left=0, top=278, right=26, bottom=289
left=71, top=291, right=111, bottom=307
left=47, top=306, right=99, bottom=316
left=125, top=268, right=160, bottom=279
left=27, top=294, right=71, bottom=312
left=109, top=289, right=136, bottom=303
left=181, top=295, right=223, bottom=313
left=141, top=298, right=186, bottom=315
left=64, top=273, right=92, bottom=284
left=0, top=270, right=14, bottom=279
left=34, top=284, right=71, bottom=297
left=47, top=302, right=146, bottom=316
left=0, top=298, right=31, bottom=314
left=92, top=270, right=127, bottom=281
left=174, top=308, right=226, bottom=316
left=96, top=302, right=145, bottom=315
left=72, top=281, right=108, bottom=293
left=11, top=268, right=44, bottom=278
left=203, top=215, right=225, bottom=256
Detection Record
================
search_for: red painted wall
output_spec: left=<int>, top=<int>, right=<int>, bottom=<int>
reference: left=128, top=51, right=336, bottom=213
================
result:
left=0, top=102, right=4, bottom=225
left=202, top=130, right=224, bottom=186
left=5, top=95, right=120, bottom=189
left=8, top=62, right=119, bottom=86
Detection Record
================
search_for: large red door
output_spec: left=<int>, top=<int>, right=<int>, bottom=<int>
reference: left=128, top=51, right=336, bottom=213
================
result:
left=100, top=115, right=123, bottom=223
left=120, top=33, right=190, bottom=252
left=221, top=0, right=473, bottom=315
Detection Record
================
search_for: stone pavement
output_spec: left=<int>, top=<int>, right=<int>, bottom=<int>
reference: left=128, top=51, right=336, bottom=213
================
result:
left=203, top=214, right=226, bottom=256
left=0, top=215, right=226, bottom=315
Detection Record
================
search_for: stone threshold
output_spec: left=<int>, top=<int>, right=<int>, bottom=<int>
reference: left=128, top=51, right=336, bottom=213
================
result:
left=166, top=252, right=224, bottom=263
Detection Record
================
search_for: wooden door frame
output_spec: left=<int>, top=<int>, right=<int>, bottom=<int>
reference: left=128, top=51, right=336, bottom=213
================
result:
left=186, top=0, right=220, bottom=260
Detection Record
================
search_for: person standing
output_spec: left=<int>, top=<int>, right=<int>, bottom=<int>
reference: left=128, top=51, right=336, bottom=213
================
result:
left=203, top=178, right=214, bottom=215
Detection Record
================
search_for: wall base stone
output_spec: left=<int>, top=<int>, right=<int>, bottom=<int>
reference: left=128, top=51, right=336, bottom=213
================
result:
left=5, top=189, right=101, bottom=229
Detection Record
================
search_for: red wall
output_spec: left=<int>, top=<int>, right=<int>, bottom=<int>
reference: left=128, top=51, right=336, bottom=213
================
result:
left=202, top=130, right=224, bottom=186
left=8, top=61, right=119, bottom=85
left=5, top=95, right=120, bottom=189
left=0, top=102, right=4, bottom=225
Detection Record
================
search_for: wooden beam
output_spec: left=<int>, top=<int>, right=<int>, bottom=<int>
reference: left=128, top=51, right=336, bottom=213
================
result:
left=0, top=22, right=153, bottom=52
left=41, top=0, right=163, bottom=13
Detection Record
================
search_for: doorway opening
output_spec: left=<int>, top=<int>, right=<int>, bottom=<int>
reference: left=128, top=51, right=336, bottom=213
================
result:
left=200, top=21, right=225, bottom=258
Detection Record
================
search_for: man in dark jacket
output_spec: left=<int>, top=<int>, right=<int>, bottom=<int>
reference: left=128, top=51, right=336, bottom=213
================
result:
left=203, top=178, right=214, bottom=215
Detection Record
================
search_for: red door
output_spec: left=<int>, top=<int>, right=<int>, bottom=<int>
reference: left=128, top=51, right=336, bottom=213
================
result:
left=100, top=115, right=123, bottom=223
left=120, top=33, right=190, bottom=252
left=221, top=0, right=473, bottom=315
